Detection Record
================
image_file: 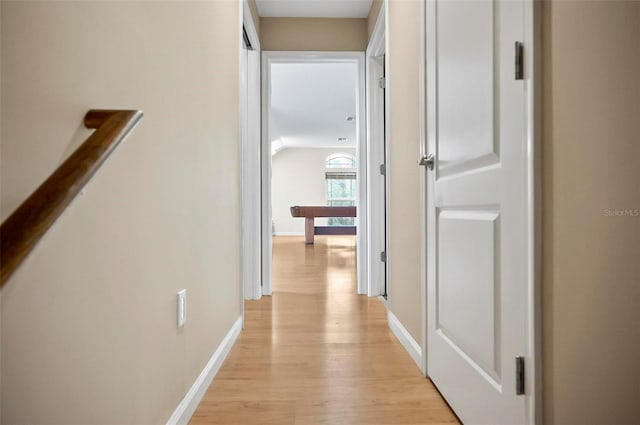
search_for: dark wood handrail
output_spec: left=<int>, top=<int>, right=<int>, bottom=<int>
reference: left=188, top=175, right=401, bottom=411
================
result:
left=0, top=109, right=143, bottom=286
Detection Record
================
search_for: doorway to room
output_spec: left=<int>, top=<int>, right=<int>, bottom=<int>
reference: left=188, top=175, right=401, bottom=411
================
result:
left=261, top=52, right=366, bottom=298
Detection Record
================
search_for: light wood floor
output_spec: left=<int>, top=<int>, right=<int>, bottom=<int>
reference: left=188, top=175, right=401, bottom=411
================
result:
left=190, top=236, right=459, bottom=425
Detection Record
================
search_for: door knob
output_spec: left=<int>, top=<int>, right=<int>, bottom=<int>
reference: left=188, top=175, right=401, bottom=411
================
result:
left=418, top=154, right=435, bottom=170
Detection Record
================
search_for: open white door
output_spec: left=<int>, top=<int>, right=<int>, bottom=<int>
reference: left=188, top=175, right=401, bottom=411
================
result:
left=241, top=0, right=261, bottom=301
left=424, top=0, right=538, bottom=423
left=366, top=6, right=388, bottom=298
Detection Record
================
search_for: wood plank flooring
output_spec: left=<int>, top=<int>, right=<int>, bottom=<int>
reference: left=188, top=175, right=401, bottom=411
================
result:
left=190, top=236, right=459, bottom=425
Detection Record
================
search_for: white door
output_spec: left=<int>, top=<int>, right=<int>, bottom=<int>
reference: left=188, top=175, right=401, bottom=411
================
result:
left=425, top=0, right=534, bottom=423
left=366, top=52, right=388, bottom=297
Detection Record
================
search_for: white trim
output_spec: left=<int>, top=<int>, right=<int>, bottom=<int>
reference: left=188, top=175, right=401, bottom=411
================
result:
left=418, top=0, right=428, bottom=377
left=261, top=53, right=273, bottom=296
left=239, top=0, right=245, bottom=321
left=242, top=0, right=260, bottom=52
left=383, top=0, right=392, bottom=308
left=354, top=53, right=368, bottom=297
left=261, top=51, right=368, bottom=296
left=367, top=4, right=386, bottom=55
left=365, top=5, right=387, bottom=298
left=241, top=0, right=262, bottom=302
left=273, top=232, right=305, bottom=237
left=388, top=311, right=422, bottom=370
left=525, top=0, right=542, bottom=422
left=377, top=295, right=388, bottom=309
left=166, top=317, right=242, bottom=425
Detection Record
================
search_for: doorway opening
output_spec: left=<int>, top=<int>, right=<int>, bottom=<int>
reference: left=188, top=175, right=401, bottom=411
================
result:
left=261, top=52, right=367, bottom=297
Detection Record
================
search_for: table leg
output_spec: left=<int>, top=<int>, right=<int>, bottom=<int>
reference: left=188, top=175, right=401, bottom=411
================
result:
left=305, top=217, right=315, bottom=244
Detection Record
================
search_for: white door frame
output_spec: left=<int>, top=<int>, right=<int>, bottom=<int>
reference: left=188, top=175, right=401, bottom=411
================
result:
left=418, top=0, right=429, bottom=377
left=241, top=0, right=262, bottom=301
left=366, top=6, right=388, bottom=298
left=419, top=0, right=542, bottom=422
left=261, top=51, right=367, bottom=296
left=525, top=1, right=543, bottom=421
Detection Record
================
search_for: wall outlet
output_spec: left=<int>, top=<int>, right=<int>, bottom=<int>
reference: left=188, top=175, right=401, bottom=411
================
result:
left=177, top=289, right=187, bottom=328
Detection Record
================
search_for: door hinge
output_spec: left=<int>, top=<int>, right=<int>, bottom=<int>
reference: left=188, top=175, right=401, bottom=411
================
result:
left=379, top=164, right=386, bottom=176
left=379, top=77, right=386, bottom=89
left=380, top=251, right=387, bottom=263
left=515, top=356, right=525, bottom=395
left=515, top=41, right=524, bottom=80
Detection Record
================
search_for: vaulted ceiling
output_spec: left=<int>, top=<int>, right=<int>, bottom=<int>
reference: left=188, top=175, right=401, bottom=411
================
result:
left=269, top=62, right=358, bottom=154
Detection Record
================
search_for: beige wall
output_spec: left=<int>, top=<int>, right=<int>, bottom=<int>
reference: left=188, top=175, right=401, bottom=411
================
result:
left=260, top=18, right=368, bottom=51
left=367, top=0, right=383, bottom=39
left=0, top=1, right=242, bottom=423
left=386, top=0, right=422, bottom=343
left=272, top=148, right=356, bottom=234
left=541, top=1, right=640, bottom=423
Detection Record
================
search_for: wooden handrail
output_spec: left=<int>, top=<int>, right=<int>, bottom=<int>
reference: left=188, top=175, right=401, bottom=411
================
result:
left=0, top=109, right=143, bottom=286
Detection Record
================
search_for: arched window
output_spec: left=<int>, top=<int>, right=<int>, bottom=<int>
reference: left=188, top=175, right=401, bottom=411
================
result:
left=326, top=153, right=356, bottom=169
left=325, top=153, right=356, bottom=226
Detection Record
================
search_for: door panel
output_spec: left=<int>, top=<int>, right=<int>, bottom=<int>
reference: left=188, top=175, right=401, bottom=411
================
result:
left=437, top=0, right=496, bottom=170
left=425, top=0, right=529, bottom=423
left=437, top=209, right=500, bottom=383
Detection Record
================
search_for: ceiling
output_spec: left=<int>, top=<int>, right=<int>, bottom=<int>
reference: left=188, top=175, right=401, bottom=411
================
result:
left=256, top=0, right=373, bottom=18
left=269, top=62, right=357, bottom=154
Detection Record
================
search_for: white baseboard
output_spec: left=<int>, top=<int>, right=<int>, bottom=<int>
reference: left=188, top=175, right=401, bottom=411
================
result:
left=388, top=311, right=422, bottom=371
left=166, top=316, right=242, bottom=425
left=273, top=232, right=304, bottom=236
left=244, top=282, right=262, bottom=300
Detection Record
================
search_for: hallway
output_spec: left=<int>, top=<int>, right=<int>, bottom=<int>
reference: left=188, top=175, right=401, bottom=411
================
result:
left=190, top=236, right=458, bottom=424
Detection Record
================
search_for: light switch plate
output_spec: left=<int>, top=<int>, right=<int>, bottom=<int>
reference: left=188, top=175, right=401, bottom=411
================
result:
left=177, top=289, right=187, bottom=328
